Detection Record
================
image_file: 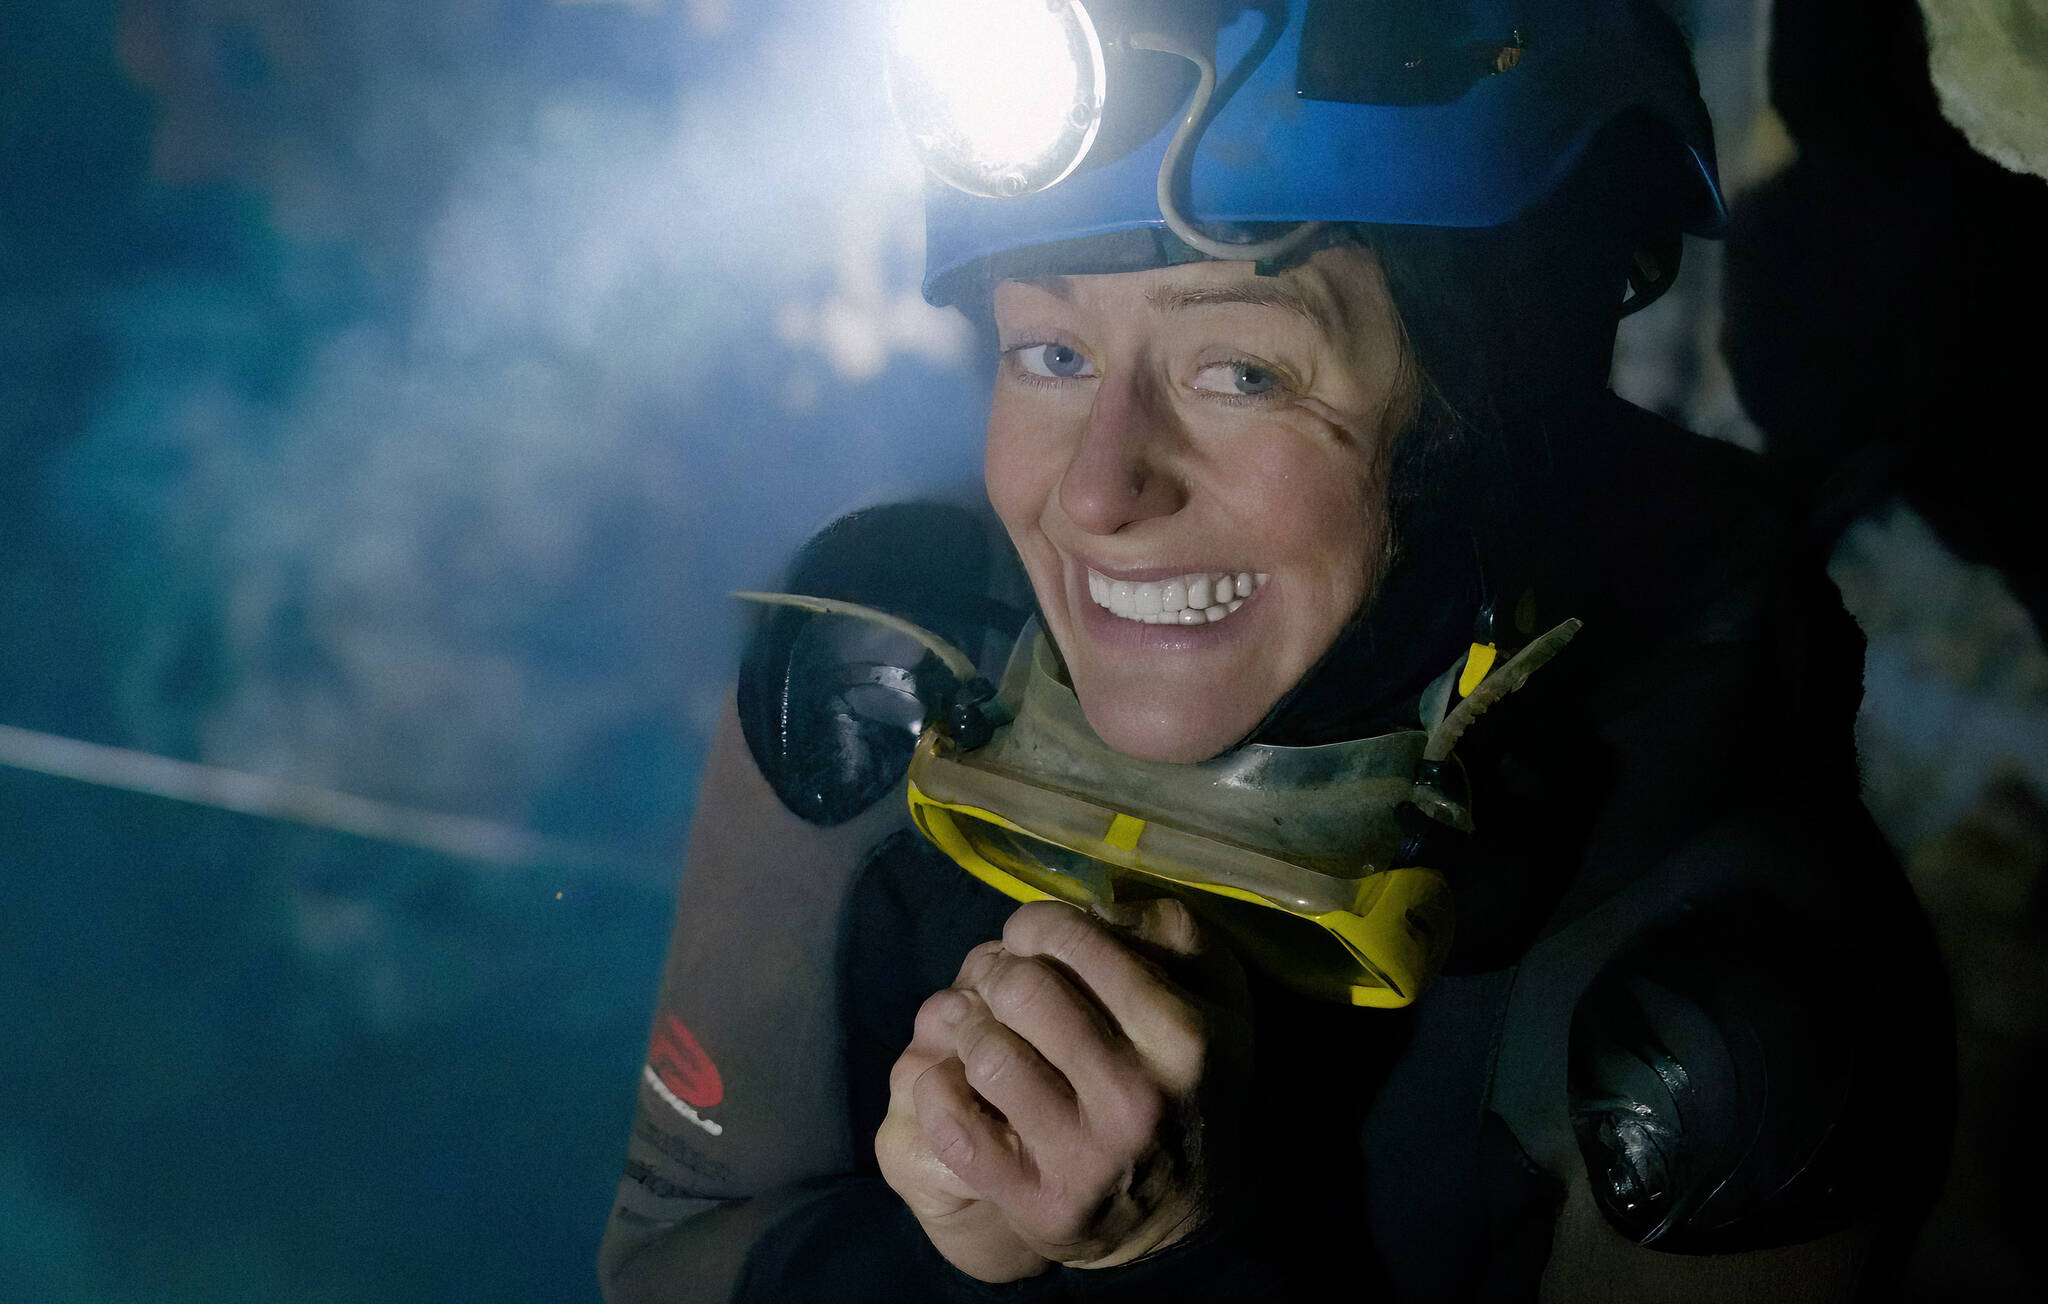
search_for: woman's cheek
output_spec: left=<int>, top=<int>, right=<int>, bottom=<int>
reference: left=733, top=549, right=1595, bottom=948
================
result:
left=983, top=417, right=1053, bottom=529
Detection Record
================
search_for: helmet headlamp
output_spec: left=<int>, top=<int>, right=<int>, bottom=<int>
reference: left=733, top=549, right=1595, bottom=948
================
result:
left=887, top=0, right=1322, bottom=263
left=890, top=0, right=1729, bottom=306
left=884, top=0, right=1108, bottom=200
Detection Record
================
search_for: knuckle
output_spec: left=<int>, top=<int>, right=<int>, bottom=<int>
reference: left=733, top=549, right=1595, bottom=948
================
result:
left=1004, top=900, right=1091, bottom=957
left=983, top=954, right=1058, bottom=1022
left=911, top=990, right=965, bottom=1045
left=873, top=1127, right=908, bottom=1185
left=874, top=1115, right=918, bottom=1170
left=888, top=1055, right=922, bottom=1098
left=889, top=1039, right=952, bottom=1100
left=955, top=940, right=1006, bottom=986
left=1144, top=897, right=1205, bottom=955
left=960, top=1026, right=1016, bottom=1090
left=1152, top=1030, right=1208, bottom=1096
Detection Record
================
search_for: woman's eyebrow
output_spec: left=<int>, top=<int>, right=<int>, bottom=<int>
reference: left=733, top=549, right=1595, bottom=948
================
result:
left=1147, top=281, right=1335, bottom=334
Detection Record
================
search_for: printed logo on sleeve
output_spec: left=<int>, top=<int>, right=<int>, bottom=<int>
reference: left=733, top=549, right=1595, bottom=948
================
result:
left=643, top=1014, right=726, bottom=1137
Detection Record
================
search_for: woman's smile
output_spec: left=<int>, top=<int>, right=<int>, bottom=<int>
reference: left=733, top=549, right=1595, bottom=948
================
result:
left=1068, top=557, right=1275, bottom=660
left=1083, top=566, right=1271, bottom=626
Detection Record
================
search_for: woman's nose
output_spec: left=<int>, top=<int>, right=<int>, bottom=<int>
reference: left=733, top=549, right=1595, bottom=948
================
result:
left=1057, top=371, right=1186, bottom=535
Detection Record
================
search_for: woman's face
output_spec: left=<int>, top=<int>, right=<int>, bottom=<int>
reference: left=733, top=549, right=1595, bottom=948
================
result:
left=984, top=246, right=1415, bottom=763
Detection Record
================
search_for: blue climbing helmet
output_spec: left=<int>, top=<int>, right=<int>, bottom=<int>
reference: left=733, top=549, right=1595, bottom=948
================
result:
left=887, top=0, right=1725, bottom=307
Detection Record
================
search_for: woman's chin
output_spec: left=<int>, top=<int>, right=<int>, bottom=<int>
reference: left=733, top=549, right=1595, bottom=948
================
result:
left=1077, top=694, right=1257, bottom=765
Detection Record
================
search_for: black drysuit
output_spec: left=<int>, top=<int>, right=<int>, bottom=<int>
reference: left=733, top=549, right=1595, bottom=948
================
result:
left=599, top=399, right=1953, bottom=1303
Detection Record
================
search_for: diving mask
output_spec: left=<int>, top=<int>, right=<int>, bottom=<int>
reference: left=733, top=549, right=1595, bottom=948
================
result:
left=735, top=591, right=1577, bottom=1009
left=908, top=628, right=1463, bottom=1007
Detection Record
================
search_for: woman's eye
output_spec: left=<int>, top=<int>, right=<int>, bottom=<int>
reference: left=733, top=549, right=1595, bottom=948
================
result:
left=1015, top=343, right=1095, bottom=379
left=1194, top=360, right=1283, bottom=397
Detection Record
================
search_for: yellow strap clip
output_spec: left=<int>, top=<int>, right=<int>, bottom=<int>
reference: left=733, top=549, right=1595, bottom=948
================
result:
left=1457, top=642, right=1498, bottom=698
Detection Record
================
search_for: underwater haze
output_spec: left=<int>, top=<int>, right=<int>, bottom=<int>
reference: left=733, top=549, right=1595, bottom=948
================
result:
left=4, top=2, right=2045, bottom=1301
left=3, top=2, right=980, bottom=1300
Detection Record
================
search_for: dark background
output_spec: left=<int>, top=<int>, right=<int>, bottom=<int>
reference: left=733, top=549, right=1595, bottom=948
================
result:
left=2, top=2, right=2042, bottom=1299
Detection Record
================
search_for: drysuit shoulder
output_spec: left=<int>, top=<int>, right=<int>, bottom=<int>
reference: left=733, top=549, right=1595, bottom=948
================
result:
left=736, top=501, right=1031, bottom=826
left=1566, top=890, right=1947, bottom=1254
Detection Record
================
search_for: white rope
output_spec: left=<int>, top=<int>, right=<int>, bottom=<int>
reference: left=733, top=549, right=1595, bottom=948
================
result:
left=0, top=721, right=603, bottom=870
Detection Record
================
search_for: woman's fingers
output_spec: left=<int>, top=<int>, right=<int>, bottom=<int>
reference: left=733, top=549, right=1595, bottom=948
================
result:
left=970, top=946, right=1138, bottom=1094
left=915, top=980, right=1096, bottom=1166
left=945, top=908, right=1202, bottom=1215
left=902, top=904, right=1246, bottom=1269
left=914, top=1050, right=1143, bottom=1257
left=952, top=997, right=1083, bottom=1151
left=1088, top=896, right=1205, bottom=956
left=1090, top=897, right=1250, bottom=1010
left=912, top=1055, right=1037, bottom=1207
left=932, top=954, right=1167, bottom=1221
left=882, top=1039, right=1056, bottom=1284
left=892, top=987, right=967, bottom=1097
left=997, top=900, right=1215, bottom=1094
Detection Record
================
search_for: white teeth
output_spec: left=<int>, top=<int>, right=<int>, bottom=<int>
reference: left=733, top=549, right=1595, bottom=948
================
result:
left=1086, top=567, right=1270, bottom=626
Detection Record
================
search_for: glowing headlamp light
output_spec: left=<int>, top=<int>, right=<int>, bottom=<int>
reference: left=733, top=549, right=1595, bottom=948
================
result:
left=885, top=0, right=1108, bottom=199
left=886, top=0, right=1319, bottom=263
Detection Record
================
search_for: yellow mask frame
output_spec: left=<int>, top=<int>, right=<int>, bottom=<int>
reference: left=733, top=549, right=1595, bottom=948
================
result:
left=903, top=629, right=1460, bottom=1007
left=907, top=731, right=1453, bottom=1007
left=732, top=590, right=1578, bottom=1011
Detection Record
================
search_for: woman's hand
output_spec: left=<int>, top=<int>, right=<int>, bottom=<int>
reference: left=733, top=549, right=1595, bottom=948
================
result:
left=877, top=898, right=1250, bottom=1281
left=875, top=974, right=1056, bottom=1283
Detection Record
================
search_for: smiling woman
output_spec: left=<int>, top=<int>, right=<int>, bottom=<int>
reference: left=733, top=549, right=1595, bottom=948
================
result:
left=598, top=3, right=1954, bottom=1302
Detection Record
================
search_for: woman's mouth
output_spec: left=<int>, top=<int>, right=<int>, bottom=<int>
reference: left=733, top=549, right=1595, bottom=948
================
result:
left=1086, top=568, right=1271, bottom=626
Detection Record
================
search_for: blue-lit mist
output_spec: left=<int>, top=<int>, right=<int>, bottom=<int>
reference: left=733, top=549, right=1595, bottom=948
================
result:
left=3, top=3, right=2044, bottom=1302
left=3, top=2, right=981, bottom=1300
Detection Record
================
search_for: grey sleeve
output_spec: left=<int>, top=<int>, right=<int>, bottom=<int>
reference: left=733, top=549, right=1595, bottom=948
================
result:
left=597, top=698, right=910, bottom=1303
